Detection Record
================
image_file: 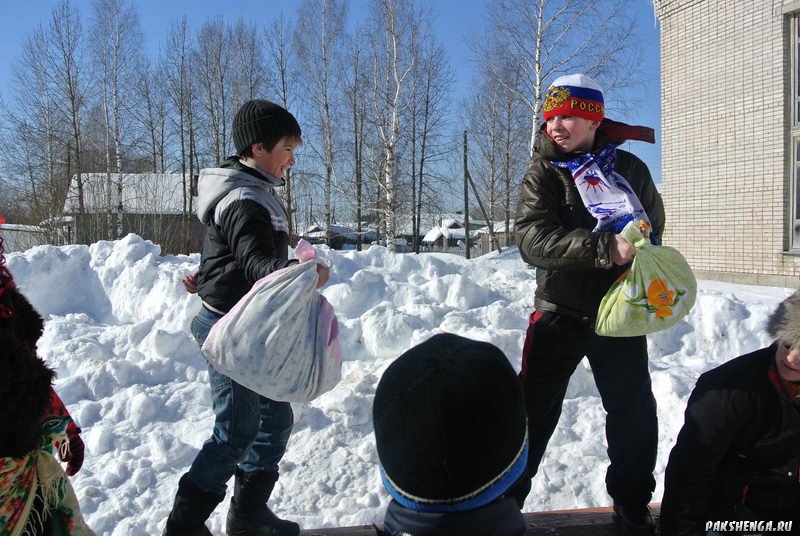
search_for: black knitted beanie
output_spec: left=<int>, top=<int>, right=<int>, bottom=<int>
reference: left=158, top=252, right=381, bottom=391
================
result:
left=232, top=99, right=301, bottom=155
left=373, top=333, right=528, bottom=512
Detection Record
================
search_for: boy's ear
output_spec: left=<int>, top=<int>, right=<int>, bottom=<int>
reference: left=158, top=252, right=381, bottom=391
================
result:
left=589, top=120, right=601, bottom=131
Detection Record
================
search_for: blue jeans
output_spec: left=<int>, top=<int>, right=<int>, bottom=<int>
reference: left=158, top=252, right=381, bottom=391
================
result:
left=186, top=306, right=294, bottom=496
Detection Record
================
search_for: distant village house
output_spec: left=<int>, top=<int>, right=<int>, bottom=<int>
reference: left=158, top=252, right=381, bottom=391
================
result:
left=63, top=172, right=203, bottom=253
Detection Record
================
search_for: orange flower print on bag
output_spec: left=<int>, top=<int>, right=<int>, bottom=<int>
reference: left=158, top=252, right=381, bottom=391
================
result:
left=646, top=278, right=676, bottom=318
left=624, top=277, right=685, bottom=319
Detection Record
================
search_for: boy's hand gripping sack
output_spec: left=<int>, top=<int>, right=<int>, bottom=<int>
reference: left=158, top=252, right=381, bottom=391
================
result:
left=201, top=242, right=342, bottom=402
left=595, top=220, right=696, bottom=337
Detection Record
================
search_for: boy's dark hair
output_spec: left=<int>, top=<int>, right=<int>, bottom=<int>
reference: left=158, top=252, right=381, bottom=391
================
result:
left=233, top=99, right=302, bottom=157
left=239, top=135, right=302, bottom=159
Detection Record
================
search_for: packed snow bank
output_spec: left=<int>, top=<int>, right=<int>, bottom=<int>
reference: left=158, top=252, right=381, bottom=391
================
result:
left=4, top=234, right=792, bottom=534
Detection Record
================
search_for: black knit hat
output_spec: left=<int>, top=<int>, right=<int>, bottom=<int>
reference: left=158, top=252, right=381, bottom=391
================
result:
left=232, top=99, right=301, bottom=155
left=373, top=333, right=528, bottom=513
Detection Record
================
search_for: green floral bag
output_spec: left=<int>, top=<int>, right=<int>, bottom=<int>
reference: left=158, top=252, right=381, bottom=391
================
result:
left=595, top=220, right=696, bottom=337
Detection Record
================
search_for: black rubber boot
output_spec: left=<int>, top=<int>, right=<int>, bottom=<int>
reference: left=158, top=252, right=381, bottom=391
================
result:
left=226, top=469, right=300, bottom=536
left=163, top=474, right=225, bottom=536
left=613, top=502, right=656, bottom=536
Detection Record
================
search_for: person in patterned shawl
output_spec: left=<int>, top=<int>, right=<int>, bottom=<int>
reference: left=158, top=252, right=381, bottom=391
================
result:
left=0, top=234, right=93, bottom=535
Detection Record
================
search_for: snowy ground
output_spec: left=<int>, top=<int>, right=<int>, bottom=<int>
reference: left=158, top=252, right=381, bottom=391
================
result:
left=5, top=234, right=792, bottom=535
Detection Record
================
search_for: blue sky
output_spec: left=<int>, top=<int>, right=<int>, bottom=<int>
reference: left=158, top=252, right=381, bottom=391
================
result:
left=0, top=0, right=661, bottom=182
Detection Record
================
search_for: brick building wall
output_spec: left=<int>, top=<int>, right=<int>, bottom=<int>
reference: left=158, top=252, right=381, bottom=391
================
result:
left=655, top=0, right=800, bottom=287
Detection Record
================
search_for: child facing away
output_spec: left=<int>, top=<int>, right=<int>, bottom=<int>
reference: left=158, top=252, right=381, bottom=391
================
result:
left=372, top=333, right=528, bottom=536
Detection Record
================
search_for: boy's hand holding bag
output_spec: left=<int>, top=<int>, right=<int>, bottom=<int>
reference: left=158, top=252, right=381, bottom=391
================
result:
left=595, top=220, right=696, bottom=337
left=201, top=240, right=342, bottom=402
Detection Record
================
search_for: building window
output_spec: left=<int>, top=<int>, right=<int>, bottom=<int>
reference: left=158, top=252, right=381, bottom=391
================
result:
left=791, top=15, right=800, bottom=250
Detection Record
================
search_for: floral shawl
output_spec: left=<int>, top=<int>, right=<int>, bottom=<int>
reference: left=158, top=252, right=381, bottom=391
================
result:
left=0, top=417, right=94, bottom=536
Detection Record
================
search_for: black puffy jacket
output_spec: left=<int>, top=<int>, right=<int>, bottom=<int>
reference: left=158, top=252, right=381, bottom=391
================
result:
left=660, top=345, right=800, bottom=536
left=196, top=157, right=296, bottom=313
left=514, top=123, right=665, bottom=321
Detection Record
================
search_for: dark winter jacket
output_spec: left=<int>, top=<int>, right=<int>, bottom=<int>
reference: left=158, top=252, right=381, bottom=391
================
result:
left=660, top=345, right=800, bottom=536
left=514, top=123, right=665, bottom=321
left=380, top=497, right=526, bottom=536
left=196, top=157, right=297, bottom=313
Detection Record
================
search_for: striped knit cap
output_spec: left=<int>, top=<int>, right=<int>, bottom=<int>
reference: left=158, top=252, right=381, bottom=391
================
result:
left=543, top=73, right=604, bottom=122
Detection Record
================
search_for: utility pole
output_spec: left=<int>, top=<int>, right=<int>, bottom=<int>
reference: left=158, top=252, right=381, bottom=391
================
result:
left=467, top=167, right=502, bottom=254
left=463, top=130, right=470, bottom=259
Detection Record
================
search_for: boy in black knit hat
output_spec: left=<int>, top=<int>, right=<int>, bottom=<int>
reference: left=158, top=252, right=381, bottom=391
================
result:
left=373, top=333, right=528, bottom=536
left=164, top=100, right=327, bottom=536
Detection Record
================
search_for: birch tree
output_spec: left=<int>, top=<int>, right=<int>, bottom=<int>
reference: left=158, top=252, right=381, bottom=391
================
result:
left=294, top=0, right=346, bottom=245
left=367, top=0, right=418, bottom=252
left=47, top=0, right=88, bottom=242
left=265, top=14, right=301, bottom=240
left=409, top=37, right=453, bottom=252
left=496, top=63, right=528, bottom=244
left=195, top=17, right=231, bottom=165
left=163, top=17, right=198, bottom=250
left=3, top=24, right=68, bottom=225
left=132, top=57, right=169, bottom=173
left=467, top=82, right=500, bottom=226
left=230, top=19, right=265, bottom=106
left=467, top=57, right=528, bottom=247
left=91, top=0, right=143, bottom=239
left=342, top=29, right=370, bottom=250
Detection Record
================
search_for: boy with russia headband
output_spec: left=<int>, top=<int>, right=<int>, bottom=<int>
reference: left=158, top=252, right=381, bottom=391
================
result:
left=512, top=74, right=665, bottom=536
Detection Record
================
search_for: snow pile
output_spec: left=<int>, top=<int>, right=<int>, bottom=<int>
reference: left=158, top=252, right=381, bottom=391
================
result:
left=5, top=234, right=792, bottom=535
